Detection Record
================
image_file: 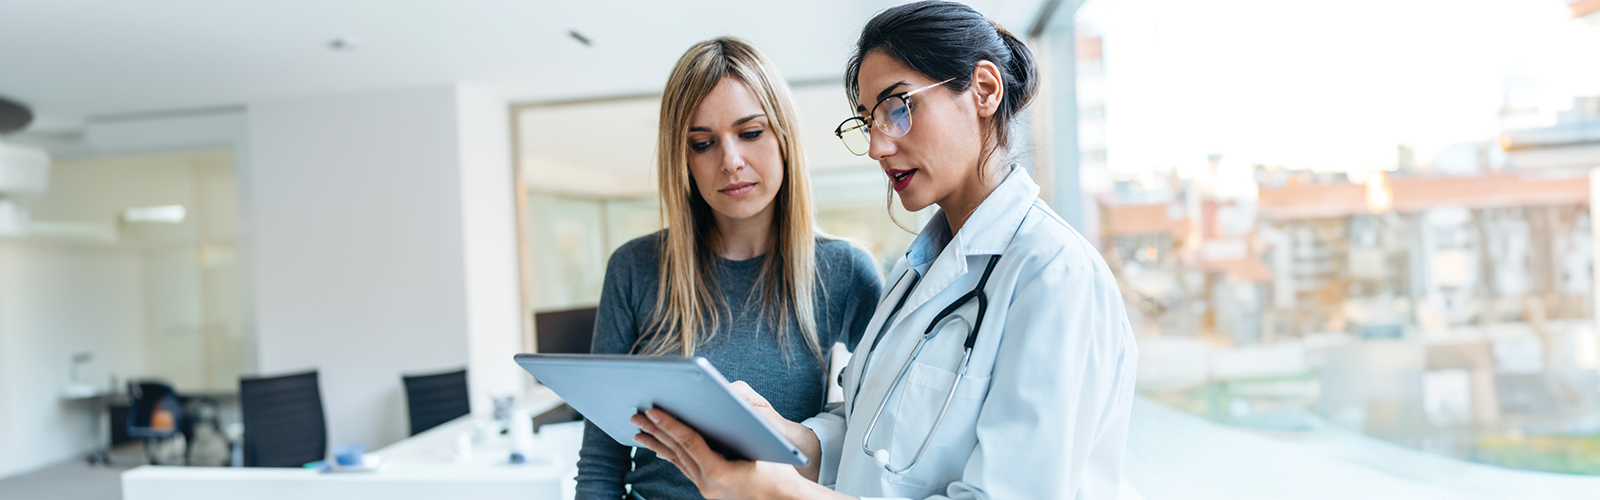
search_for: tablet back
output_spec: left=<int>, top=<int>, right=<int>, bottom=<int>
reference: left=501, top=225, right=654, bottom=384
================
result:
left=513, top=354, right=808, bottom=466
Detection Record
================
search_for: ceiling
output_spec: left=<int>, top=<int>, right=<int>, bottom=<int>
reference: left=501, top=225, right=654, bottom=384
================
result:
left=0, top=0, right=1050, bottom=133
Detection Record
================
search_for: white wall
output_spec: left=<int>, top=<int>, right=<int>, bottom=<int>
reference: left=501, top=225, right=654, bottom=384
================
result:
left=247, top=84, right=524, bottom=451
left=0, top=242, right=147, bottom=479
left=453, top=86, right=533, bottom=416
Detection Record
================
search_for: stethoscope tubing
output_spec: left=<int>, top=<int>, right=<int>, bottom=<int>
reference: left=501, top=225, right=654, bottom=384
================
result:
left=858, top=254, right=1002, bottom=474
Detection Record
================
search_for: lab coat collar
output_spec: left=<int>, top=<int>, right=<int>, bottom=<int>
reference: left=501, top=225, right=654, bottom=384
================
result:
left=894, top=165, right=1037, bottom=322
left=949, top=165, right=1036, bottom=256
left=903, top=165, right=1036, bottom=270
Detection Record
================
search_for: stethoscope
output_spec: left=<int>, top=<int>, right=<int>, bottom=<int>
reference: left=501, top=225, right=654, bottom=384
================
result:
left=852, top=254, right=1002, bottom=474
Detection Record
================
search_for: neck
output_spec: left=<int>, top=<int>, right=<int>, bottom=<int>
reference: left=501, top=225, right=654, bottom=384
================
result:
left=712, top=204, right=776, bottom=261
left=938, top=154, right=1011, bottom=236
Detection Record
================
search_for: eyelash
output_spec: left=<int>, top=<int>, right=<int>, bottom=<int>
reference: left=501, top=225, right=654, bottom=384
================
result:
left=688, top=130, right=764, bottom=153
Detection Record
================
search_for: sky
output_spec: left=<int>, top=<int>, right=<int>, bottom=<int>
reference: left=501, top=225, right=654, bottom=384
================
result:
left=1078, top=0, right=1600, bottom=181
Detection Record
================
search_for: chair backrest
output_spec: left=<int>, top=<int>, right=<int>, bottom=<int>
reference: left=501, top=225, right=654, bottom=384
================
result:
left=401, top=368, right=470, bottom=436
left=126, top=381, right=182, bottom=438
left=239, top=370, right=327, bottom=467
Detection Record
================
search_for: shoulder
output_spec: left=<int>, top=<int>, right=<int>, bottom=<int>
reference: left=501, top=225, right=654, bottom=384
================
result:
left=814, top=235, right=869, bottom=264
left=603, top=230, right=667, bottom=290
left=1001, top=201, right=1137, bottom=353
left=814, top=235, right=881, bottom=284
left=1008, top=200, right=1115, bottom=282
left=609, top=230, right=666, bottom=269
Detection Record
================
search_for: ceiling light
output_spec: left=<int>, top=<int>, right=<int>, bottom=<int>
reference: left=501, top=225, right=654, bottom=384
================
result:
left=123, top=205, right=186, bottom=223
left=0, top=139, right=50, bottom=196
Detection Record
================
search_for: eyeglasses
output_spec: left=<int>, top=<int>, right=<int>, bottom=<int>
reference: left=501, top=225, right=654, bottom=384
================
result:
left=834, top=78, right=956, bottom=156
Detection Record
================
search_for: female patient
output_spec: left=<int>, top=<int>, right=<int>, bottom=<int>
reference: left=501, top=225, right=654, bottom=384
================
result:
left=575, top=37, right=884, bottom=500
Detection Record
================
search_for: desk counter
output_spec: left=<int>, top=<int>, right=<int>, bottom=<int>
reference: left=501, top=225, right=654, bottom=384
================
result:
left=122, top=386, right=579, bottom=500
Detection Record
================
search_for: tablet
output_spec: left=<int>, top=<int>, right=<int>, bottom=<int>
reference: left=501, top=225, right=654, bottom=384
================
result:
left=513, top=353, right=809, bottom=466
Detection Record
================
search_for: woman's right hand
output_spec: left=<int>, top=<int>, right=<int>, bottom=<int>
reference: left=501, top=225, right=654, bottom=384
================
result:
left=728, top=381, right=823, bottom=482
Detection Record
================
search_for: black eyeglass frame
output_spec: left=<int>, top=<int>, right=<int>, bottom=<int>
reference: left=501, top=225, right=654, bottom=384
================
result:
left=833, top=77, right=957, bottom=156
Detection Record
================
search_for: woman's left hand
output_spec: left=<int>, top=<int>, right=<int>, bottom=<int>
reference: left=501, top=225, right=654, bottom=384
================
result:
left=632, top=408, right=805, bottom=500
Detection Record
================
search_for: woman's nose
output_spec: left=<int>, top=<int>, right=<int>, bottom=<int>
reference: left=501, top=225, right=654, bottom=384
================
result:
left=868, top=128, right=895, bottom=161
left=722, top=140, right=746, bottom=172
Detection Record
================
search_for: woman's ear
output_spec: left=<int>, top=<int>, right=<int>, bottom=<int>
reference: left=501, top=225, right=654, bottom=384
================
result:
left=970, top=60, right=1005, bottom=118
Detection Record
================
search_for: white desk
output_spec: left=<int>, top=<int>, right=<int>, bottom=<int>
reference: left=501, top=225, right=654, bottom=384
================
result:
left=61, top=384, right=121, bottom=467
left=122, top=386, right=581, bottom=500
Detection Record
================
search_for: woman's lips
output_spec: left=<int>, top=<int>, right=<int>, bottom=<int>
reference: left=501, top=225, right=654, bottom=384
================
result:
left=888, top=169, right=917, bottom=191
left=720, top=181, right=757, bottom=197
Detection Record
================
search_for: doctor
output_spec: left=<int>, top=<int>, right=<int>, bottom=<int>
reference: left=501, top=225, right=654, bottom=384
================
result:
left=632, top=2, right=1138, bottom=499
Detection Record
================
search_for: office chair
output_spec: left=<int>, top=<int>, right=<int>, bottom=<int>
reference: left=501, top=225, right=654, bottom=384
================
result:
left=239, top=370, right=327, bottom=467
left=126, top=381, right=185, bottom=465
left=402, top=368, right=470, bottom=436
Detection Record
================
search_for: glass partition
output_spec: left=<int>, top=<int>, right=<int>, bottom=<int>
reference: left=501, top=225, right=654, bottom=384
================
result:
left=1077, top=0, right=1600, bottom=476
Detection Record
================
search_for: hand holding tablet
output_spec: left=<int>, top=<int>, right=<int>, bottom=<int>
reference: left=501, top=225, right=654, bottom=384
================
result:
left=512, top=353, right=809, bottom=466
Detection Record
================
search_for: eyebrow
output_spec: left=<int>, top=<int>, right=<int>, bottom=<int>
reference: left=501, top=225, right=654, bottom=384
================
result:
left=857, top=81, right=910, bottom=112
left=733, top=113, right=765, bottom=126
left=688, top=113, right=767, bottom=133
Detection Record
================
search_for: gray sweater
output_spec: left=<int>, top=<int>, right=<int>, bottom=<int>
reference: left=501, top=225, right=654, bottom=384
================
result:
left=575, top=231, right=884, bottom=500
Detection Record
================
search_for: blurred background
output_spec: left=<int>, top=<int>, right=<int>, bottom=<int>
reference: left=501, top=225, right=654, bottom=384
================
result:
left=3, top=0, right=1600, bottom=499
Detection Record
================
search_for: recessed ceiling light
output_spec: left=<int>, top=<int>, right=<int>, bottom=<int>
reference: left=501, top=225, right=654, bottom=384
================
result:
left=123, top=205, right=186, bottom=224
left=328, top=37, right=360, bottom=51
left=568, top=30, right=592, bottom=47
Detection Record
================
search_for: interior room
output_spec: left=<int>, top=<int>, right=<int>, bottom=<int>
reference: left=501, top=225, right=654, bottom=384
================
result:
left=4, top=1, right=1600, bottom=499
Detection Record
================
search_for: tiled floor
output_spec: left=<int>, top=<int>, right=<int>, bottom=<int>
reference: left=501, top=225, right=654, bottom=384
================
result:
left=0, top=444, right=145, bottom=500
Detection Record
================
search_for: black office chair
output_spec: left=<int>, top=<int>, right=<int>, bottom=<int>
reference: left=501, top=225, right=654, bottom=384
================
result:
left=126, top=381, right=185, bottom=465
left=239, top=370, right=327, bottom=467
left=402, top=368, right=470, bottom=436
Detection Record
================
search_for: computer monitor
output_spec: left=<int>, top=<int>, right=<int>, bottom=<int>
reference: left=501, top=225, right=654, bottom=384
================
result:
left=534, top=306, right=598, bottom=354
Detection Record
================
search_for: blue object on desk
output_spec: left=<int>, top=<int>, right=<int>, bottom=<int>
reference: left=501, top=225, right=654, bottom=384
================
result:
left=333, top=444, right=365, bottom=466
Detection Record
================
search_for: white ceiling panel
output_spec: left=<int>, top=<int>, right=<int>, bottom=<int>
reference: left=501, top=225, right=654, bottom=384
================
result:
left=0, top=0, right=1047, bottom=132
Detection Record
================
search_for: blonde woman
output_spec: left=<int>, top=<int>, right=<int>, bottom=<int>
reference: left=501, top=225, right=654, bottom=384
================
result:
left=576, top=37, right=885, bottom=500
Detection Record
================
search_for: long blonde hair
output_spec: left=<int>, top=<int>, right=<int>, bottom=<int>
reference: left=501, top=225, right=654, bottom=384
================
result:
left=638, top=37, right=823, bottom=365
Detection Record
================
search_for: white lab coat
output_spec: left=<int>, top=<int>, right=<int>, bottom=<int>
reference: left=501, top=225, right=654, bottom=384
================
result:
left=801, top=167, right=1138, bottom=500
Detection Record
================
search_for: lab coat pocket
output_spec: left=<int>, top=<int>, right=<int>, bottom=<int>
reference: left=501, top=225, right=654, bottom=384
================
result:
left=883, top=361, right=991, bottom=492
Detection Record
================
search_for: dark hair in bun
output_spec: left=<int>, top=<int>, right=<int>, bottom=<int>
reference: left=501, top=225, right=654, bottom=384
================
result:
left=846, top=0, right=1039, bottom=157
